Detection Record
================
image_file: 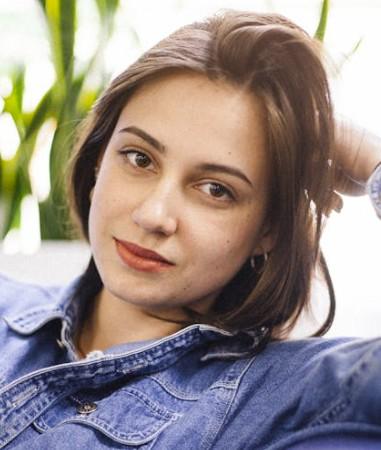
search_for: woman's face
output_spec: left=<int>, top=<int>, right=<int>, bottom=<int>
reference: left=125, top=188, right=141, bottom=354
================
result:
left=88, top=72, right=274, bottom=314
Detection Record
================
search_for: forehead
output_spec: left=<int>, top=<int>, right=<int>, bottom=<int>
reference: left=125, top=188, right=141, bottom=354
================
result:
left=112, top=72, right=268, bottom=181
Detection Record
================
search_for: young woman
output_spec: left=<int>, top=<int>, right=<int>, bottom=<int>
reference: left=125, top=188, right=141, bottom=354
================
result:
left=1, top=10, right=381, bottom=449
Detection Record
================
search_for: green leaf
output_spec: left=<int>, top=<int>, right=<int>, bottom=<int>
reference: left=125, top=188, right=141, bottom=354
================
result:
left=314, top=0, right=330, bottom=42
left=44, top=0, right=76, bottom=90
left=2, top=0, right=123, bottom=240
left=1, top=140, right=34, bottom=237
left=39, top=195, right=72, bottom=239
left=59, top=0, right=76, bottom=83
left=23, top=87, right=54, bottom=141
left=95, top=0, right=120, bottom=36
left=348, top=37, right=363, bottom=56
left=95, top=0, right=120, bottom=21
left=12, top=66, right=25, bottom=113
left=2, top=66, right=26, bottom=136
left=336, top=38, right=363, bottom=71
left=0, top=157, right=18, bottom=215
left=36, top=0, right=47, bottom=11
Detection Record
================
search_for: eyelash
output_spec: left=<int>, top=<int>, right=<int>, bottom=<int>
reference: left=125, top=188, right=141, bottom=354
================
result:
left=118, top=149, right=235, bottom=203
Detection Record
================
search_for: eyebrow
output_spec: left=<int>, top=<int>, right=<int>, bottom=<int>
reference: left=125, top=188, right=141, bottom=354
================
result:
left=197, top=163, right=253, bottom=188
left=118, top=125, right=253, bottom=188
left=118, top=126, right=166, bottom=153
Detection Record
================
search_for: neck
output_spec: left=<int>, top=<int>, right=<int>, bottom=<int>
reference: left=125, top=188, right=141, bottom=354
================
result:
left=76, top=288, right=185, bottom=356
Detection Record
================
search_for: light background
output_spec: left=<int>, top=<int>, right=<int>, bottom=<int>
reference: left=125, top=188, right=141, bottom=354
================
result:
left=0, top=0, right=380, bottom=337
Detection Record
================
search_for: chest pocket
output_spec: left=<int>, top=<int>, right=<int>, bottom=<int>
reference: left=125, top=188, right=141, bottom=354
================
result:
left=33, top=386, right=182, bottom=448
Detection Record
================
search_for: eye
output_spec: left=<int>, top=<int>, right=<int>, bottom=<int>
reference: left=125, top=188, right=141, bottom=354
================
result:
left=199, top=182, right=234, bottom=202
left=119, top=150, right=154, bottom=170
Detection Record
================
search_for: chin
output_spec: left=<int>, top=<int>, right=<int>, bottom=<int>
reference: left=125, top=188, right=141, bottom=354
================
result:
left=106, top=282, right=174, bottom=308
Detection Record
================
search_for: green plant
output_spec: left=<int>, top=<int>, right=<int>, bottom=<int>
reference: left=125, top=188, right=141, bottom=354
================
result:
left=0, top=0, right=121, bottom=240
left=314, top=0, right=330, bottom=41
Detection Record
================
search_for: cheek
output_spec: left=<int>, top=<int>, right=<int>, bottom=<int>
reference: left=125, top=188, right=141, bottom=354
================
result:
left=91, top=173, right=133, bottom=217
left=177, top=226, right=252, bottom=304
left=88, top=182, right=121, bottom=240
left=88, top=199, right=103, bottom=248
left=190, top=215, right=256, bottom=270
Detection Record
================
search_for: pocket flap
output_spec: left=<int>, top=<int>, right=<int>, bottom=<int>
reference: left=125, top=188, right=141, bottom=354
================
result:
left=34, top=387, right=181, bottom=446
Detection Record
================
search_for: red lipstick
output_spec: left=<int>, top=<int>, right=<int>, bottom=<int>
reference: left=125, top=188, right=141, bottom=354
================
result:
left=114, top=239, right=174, bottom=272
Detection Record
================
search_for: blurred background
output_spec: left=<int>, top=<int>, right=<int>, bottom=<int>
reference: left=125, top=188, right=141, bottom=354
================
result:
left=0, top=0, right=380, bottom=337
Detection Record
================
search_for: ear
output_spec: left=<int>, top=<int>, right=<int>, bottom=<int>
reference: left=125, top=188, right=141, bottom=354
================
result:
left=252, top=223, right=276, bottom=256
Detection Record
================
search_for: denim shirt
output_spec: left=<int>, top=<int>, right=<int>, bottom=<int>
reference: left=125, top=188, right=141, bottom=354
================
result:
left=1, top=273, right=381, bottom=449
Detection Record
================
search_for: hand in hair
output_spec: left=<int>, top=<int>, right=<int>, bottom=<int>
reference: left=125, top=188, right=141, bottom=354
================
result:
left=334, top=118, right=381, bottom=196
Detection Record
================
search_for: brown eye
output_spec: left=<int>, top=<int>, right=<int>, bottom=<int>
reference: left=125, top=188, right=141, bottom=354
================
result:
left=209, top=183, right=226, bottom=198
left=134, top=153, right=151, bottom=168
left=198, top=182, right=234, bottom=202
left=122, top=150, right=154, bottom=169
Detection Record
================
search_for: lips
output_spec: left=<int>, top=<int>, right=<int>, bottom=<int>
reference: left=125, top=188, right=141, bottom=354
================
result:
left=114, top=238, right=174, bottom=272
left=117, top=239, right=172, bottom=263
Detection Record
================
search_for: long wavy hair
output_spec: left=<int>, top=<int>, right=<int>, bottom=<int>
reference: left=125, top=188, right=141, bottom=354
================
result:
left=68, top=10, right=337, bottom=339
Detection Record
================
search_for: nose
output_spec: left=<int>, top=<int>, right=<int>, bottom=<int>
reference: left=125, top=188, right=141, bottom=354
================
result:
left=131, top=183, right=178, bottom=236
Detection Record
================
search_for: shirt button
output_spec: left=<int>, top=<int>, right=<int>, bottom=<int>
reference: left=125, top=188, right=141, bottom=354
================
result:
left=76, top=402, right=97, bottom=415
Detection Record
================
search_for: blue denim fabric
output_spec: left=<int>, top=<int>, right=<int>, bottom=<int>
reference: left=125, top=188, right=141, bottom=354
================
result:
left=1, top=272, right=381, bottom=449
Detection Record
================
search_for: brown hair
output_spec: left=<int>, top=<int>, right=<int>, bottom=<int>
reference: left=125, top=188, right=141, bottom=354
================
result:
left=68, top=10, right=336, bottom=338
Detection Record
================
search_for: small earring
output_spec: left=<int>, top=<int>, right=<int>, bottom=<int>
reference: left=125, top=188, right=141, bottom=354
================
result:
left=250, top=252, right=268, bottom=270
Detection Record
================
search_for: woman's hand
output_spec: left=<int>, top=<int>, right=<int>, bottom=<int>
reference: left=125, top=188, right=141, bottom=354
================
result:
left=334, top=119, right=381, bottom=196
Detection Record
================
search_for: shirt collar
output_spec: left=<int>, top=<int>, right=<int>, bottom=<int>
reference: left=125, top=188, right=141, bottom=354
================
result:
left=3, top=274, right=269, bottom=358
left=3, top=276, right=82, bottom=335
